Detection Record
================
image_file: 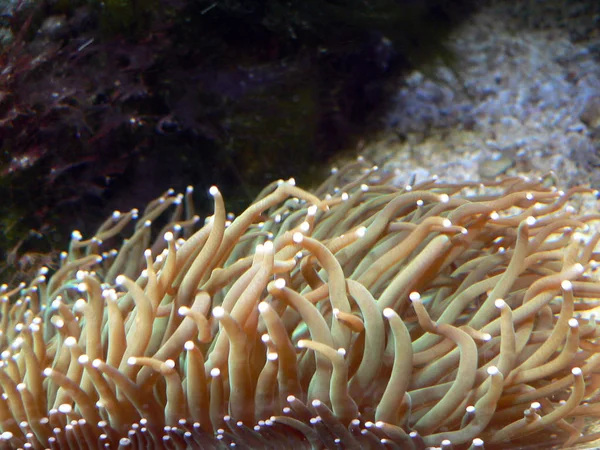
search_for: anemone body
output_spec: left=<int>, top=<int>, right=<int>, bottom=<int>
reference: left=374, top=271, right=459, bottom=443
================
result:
left=1, top=160, right=600, bottom=449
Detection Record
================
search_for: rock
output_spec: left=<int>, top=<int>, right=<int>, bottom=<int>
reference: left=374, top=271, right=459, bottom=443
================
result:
left=580, top=95, right=600, bottom=130
left=479, top=155, right=514, bottom=178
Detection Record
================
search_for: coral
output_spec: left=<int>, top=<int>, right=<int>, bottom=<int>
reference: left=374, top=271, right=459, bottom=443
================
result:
left=2, top=158, right=600, bottom=449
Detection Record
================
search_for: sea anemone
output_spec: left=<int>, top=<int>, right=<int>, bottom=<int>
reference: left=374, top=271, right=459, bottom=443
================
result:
left=1, top=158, right=600, bottom=449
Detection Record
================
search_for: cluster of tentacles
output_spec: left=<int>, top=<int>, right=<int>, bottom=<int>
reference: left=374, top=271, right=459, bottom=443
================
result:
left=1, top=159, right=600, bottom=449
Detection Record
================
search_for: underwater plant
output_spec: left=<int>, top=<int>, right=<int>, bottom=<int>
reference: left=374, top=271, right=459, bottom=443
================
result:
left=1, top=158, right=600, bottom=449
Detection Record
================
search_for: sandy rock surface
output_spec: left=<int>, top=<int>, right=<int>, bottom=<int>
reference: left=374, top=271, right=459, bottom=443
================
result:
left=361, top=1, right=600, bottom=196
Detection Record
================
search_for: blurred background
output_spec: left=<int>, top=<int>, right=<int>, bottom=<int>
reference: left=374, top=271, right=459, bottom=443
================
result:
left=0, top=0, right=598, bottom=282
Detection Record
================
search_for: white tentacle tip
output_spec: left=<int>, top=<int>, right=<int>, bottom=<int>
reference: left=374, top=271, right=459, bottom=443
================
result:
left=409, top=291, right=421, bottom=302
left=383, top=308, right=395, bottom=319
left=212, top=306, right=225, bottom=318
left=487, top=366, right=499, bottom=376
left=273, top=278, right=286, bottom=289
